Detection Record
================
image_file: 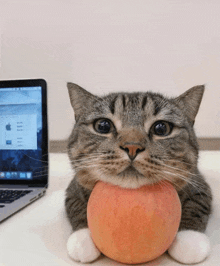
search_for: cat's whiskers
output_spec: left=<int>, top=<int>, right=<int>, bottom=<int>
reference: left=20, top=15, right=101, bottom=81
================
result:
left=74, top=161, right=103, bottom=171
left=157, top=160, right=207, bottom=188
left=157, top=160, right=197, bottom=177
left=75, top=158, right=126, bottom=172
left=163, top=158, right=197, bottom=168
left=70, top=153, right=110, bottom=164
left=70, top=152, right=122, bottom=166
left=158, top=176, right=184, bottom=191
left=135, top=156, right=208, bottom=192
left=160, top=168, right=208, bottom=193
left=72, top=160, right=110, bottom=170
left=146, top=155, right=205, bottom=182
left=71, top=157, right=102, bottom=164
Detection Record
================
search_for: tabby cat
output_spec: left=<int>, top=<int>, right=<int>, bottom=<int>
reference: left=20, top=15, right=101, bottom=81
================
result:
left=65, top=83, right=212, bottom=264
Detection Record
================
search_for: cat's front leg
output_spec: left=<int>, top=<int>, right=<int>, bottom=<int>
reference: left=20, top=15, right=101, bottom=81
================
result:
left=168, top=178, right=212, bottom=264
left=65, top=178, right=101, bottom=263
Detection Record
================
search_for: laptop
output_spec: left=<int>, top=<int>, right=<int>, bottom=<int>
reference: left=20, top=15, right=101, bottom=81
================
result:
left=0, top=79, right=48, bottom=222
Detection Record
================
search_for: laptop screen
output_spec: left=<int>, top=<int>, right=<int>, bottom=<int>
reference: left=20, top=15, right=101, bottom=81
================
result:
left=0, top=79, right=48, bottom=187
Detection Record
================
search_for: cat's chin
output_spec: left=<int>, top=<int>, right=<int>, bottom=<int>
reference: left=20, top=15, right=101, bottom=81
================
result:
left=99, top=173, right=153, bottom=189
left=118, top=165, right=145, bottom=178
left=76, top=168, right=157, bottom=190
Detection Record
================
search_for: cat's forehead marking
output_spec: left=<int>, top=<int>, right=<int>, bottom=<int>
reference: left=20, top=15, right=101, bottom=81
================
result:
left=114, top=94, right=125, bottom=114
left=108, top=93, right=156, bottom=129
left=109, top=95, right=125, bottom=131
left=109, top=115, right=122, bottom=131
left=143, top=95, right=155, bottom=117
left=102, top=92, right=183, bottom=132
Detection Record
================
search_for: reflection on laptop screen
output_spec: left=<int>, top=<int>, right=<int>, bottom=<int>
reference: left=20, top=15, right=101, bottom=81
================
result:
left=0, top=86, right=43, bottom=180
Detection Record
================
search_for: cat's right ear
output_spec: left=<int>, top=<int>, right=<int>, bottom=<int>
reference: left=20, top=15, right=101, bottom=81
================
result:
left=67, top=83, right=98, bottom=121
left=174, top=85, right=205, bottom=125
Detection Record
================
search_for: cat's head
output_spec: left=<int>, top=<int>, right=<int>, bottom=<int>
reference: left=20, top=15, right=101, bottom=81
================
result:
left=67, top=83, right=204, bottom=190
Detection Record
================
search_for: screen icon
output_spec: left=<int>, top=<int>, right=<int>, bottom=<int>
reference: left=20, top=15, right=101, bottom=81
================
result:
left=6, top=172, right=11, bottom=178
left=11, top=172, right=18, bottom=179
left=6, top=140, right=12, bottom=145
left=19, top=172, right=26, bottom=179
left=6, top=123, right=11, bottom=131
left=27, top=172, right=32, bottom=179
left=0, top=172, right=5, bottom=178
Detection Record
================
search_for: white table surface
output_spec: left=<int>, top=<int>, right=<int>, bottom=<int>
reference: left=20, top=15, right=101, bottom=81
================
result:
left=0, top=152, right=219, bottom=266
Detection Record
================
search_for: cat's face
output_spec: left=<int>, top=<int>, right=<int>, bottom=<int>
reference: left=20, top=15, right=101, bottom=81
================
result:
left=67, top=83, right=204, bottom=190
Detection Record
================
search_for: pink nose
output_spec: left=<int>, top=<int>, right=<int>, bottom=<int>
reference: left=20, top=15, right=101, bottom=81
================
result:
left=120, top=144, right=145, bottom=160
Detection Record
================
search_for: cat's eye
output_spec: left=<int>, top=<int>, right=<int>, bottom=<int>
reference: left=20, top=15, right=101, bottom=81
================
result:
left=94, top=119, right=113, bottom=134
left=152, top=121, right=173, bottom=136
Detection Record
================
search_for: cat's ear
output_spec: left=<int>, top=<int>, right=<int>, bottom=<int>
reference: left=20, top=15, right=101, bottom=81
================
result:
left=67, top=83, right=98, bottom=121
left=174, top=85, right=205, bottom=124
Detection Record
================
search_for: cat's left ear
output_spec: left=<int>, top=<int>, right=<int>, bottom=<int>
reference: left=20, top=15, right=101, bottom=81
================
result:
left=174, top=85, right=205, bottom=124
left=67, top=83, right=99, bottom=121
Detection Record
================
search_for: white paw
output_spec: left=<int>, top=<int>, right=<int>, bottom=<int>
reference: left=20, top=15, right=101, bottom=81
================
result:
left=168, top=230, right=211, bottom=264
left=67, top=228, right=101, bottom=263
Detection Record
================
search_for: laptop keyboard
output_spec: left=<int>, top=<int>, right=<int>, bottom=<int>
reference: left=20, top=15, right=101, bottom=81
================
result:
left=0, top=190, right=33, bottom=204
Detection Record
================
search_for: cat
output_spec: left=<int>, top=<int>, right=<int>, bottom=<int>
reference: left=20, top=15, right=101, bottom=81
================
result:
left=65, top=83, right=212, bottom=264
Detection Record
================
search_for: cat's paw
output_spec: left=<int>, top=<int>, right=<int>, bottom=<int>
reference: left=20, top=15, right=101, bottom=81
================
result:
left=67, top=228, right=101, bottom=263
left=168, top=230, right=211, bottom=264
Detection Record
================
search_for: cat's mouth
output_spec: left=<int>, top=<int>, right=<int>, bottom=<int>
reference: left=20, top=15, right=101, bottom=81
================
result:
left=118, top=165, right=145, bottom=178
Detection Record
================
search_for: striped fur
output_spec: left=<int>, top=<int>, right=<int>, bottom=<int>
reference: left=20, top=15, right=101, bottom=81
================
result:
left=65, top=83, right=212, bottom=234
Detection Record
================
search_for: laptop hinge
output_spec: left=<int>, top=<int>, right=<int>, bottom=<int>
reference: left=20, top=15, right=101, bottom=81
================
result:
left=0, top=184, right=31, bottom=189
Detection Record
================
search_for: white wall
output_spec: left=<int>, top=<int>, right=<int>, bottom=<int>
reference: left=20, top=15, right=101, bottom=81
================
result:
left=0, top=1, right=220, bottom=140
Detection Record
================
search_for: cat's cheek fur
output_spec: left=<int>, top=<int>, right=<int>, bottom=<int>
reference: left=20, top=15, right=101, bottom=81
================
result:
left=67, top=228, right=101, bottom=263
left=168, top=230, right=211, bottom=264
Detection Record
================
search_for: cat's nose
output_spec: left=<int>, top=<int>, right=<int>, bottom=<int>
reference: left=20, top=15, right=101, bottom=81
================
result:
left=120, top=143, right=145, bottom=161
